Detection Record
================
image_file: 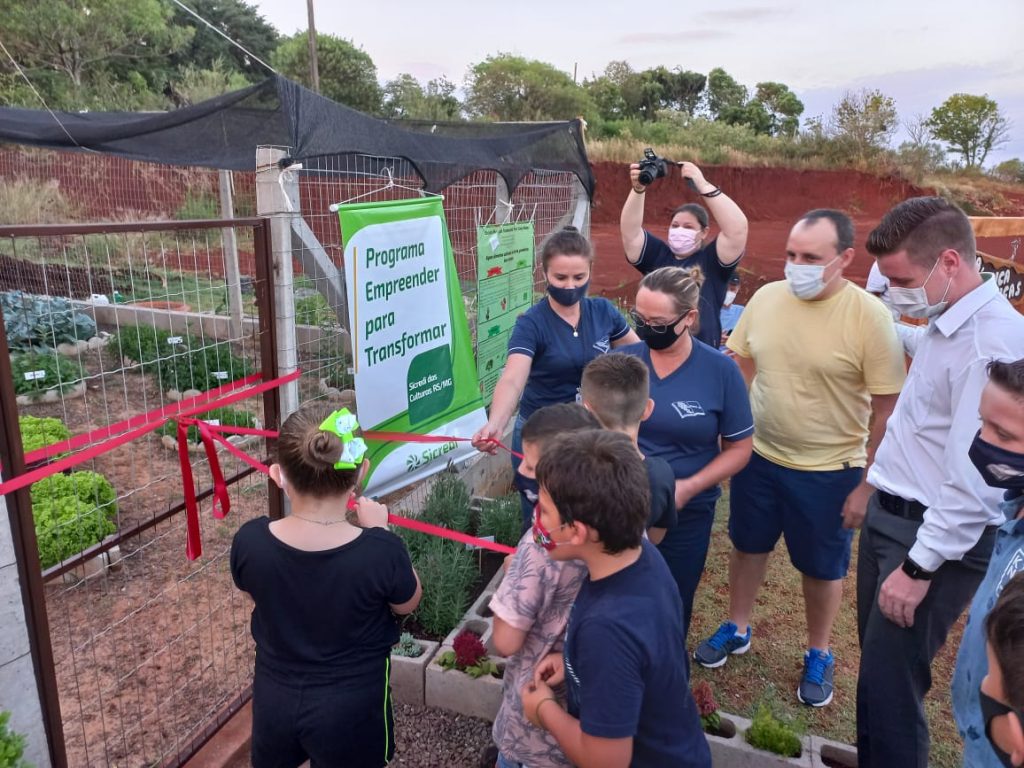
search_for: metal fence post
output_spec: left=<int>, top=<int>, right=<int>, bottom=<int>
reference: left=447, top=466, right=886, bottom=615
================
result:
left=0, top=310, right=66, bottom=768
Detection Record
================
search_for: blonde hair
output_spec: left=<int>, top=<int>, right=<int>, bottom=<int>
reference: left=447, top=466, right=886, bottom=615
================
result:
left=276, top=403, right=360, bottom=498
left=639, top=266, right=705, bottom=319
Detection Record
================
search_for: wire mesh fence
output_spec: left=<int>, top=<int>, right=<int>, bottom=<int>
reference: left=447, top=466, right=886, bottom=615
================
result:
left=0, top=217, right=276, bottom=767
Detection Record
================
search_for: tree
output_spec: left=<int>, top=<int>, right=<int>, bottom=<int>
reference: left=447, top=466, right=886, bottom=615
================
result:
left=170, top=0, right=279, bottom=80
left=705, top=67, right=747, bottom=119
left=381, top=74, right=461, bottom=120
left=752, top=82, right=804, bottom=136
left=0, top=0, right=192, bottom=88
left=272, top=32, right=381, bottom=114
left=926, top=93, right=1011, bottom=168
left=992, top=158, right=1024, bottom=184
left=829, top=89, right=899, bottom=162
left=668, top=70, right=707, bottom=117
left=718, top=101, right=773, bottom=135
left=465, top=54, right=593, bottom=121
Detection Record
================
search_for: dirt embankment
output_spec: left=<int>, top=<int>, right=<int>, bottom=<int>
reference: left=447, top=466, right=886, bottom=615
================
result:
left=587, top=161, right=1024, bottom=305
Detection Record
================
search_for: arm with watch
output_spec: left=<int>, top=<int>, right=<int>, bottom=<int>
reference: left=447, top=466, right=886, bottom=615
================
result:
left=878, top=358, right=1002, bottom=628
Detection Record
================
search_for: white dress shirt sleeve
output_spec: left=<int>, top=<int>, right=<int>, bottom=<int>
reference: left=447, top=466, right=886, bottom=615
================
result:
left=907, top=357, right=992, bottom=571
left=895, top=323, right=925, bottom=358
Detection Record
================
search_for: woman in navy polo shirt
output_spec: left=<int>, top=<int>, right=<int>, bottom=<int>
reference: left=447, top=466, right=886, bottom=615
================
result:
left=472, top=227, right=639, bottom=527
left=621, top=265, right=754, bottom=642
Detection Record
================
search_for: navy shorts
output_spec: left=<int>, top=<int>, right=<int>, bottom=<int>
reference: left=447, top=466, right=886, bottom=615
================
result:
left=728, top=452, right=861, bottom=581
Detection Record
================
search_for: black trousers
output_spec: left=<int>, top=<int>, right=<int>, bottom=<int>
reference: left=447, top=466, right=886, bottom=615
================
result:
left=855, top=492, right=995, bottom=768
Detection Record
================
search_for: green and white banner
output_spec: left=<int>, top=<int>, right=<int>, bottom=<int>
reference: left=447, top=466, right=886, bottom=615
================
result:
left=475, top=221, right=535, bottom=405
left=338, top=197, right=486, bottom=497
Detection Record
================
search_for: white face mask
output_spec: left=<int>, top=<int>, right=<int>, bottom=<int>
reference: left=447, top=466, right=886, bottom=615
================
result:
left=724, top=290, right=738, bottom=307
left=885, top=258, right=951, bottom=319
left=668, top=227, right=700, bottom=255
left=784, top=257, right=839, bottom=301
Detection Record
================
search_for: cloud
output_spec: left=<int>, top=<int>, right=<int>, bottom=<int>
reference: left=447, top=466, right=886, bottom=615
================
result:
left=617, top=29, right=733, bottom=44
left=697, top=6, right=793, bottom=23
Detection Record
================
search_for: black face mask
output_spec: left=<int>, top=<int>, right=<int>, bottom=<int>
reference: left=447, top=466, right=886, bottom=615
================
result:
left=547, top=280, right=590, bottom=307
left=629, top=308, right=688, bottom=351
left=979, top=687, right=1024, bottom=768
left=514, top=472, right=539, bottom=506
left=970, top=431, right=1024, bottom=490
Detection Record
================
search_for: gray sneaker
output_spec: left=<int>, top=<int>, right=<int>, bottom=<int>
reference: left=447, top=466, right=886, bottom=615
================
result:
left=693, top=621, right=751, bottom=668
left=797, top=648, right=834, bottom=707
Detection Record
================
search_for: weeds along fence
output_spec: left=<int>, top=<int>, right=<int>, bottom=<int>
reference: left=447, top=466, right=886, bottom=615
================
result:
left=0, top=217, right=281, bottom=768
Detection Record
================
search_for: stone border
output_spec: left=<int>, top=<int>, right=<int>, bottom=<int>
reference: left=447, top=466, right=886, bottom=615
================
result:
left=390, top=639, right=439, bottom=707
left=16, top=379, right=86, bottom=406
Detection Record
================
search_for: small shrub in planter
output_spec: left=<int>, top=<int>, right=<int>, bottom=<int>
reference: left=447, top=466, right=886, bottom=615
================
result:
left=437, top=629, right=500, bottom=678
left=422, top=471, right=472, bottom=534
left=31, top=471, right=117, bottom=569
left=157, top=406, right=257, bottom=444
left=1, top=289, right=96, bottom=351
left=19, top=415, right=70, bottom=456
left=392, top=632, right=424, bottom=658
left=477, top=493, right=522, bottom=547
left=0, top=710, right=30, bottom=768
left=10, top=351, right=83, bottom=397
left=745, top=705, right=802, bottom=758
left=406, top=536, right=477, bottom=638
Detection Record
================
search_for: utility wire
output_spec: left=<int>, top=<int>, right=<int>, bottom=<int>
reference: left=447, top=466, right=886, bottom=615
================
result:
left=167, top=0, right=278, bottom=75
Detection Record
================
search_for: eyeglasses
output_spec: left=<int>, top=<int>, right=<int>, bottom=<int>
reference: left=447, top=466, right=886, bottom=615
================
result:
left=628, top=308, right=687, bottom=334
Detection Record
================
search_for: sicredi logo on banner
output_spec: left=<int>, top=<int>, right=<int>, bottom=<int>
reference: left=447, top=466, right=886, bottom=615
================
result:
left=347, top=216, right=455, bottom=429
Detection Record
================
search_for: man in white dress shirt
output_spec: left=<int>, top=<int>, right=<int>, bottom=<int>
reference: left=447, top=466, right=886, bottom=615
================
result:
left=855, top=197, right=1024, bottom=767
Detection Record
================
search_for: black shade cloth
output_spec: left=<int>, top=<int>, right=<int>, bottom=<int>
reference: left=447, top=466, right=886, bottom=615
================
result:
left=0, top=75, right=593, bottom=197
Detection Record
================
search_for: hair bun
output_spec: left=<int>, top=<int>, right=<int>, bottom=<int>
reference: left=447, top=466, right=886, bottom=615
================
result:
left=562, top=225, right=579, bottom=233
left=304, top=430, right=342, bottom=468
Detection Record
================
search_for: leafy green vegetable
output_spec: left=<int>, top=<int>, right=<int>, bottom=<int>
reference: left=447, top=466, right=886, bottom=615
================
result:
left=0, top=710, right=31, bottom=768
left=31, top=471, right=117, bottom=569
left=9, top=351, right=83, bottom=397
left=19, top=415, right=70, bottom=455
left=1, top=290, right=96, bottom=351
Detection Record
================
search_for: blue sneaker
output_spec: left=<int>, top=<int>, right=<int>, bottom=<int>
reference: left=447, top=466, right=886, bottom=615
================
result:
left=797, top=648, right=834, bottom=707
left=694, top=621, right=751, bottom=668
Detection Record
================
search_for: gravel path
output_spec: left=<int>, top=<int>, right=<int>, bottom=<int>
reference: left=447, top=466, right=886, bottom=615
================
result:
left=391, top=703, right=496, bottom=768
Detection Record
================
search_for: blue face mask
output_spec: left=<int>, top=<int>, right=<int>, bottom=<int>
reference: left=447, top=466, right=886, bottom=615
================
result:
left=547, top=280, right=590, bottom=307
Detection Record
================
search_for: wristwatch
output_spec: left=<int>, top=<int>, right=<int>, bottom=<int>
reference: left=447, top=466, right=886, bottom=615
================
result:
left=901, top=557, right=934, bottom=581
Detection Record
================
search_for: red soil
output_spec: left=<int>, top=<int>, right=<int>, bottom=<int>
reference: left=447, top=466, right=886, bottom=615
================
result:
left=587, top=161, right=1024, bottom=307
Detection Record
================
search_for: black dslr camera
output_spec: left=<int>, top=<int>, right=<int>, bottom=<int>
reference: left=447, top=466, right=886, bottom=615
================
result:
left=637, top=147, right=670, bottom=186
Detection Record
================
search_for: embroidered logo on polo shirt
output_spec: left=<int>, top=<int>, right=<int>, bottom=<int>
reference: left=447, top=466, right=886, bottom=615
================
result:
left=593, top=336, right=610, bottom=354
left=671, top=401, right=706, bottom=419
left=996, top=547, right=1024, bottom=594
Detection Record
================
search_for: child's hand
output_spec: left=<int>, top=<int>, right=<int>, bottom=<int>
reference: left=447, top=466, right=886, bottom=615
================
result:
left=521, top=680, right=558, bottom=729
left=355, top=497, right=388, bottom=529
left=533, top=652, right=565, bottom=687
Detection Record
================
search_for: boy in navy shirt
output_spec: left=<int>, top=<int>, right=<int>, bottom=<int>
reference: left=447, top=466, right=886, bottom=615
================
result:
left=581, top=352, right=677, bottom=543
left=521, top=429, right=711, bottom=768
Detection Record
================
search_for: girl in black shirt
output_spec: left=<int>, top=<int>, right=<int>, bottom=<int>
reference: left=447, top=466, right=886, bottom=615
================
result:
left=231, top=404, right=421, bottom=768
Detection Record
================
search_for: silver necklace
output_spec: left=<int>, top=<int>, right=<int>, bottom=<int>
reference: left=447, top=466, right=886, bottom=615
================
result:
left=289, top=512, right=348, bottom=526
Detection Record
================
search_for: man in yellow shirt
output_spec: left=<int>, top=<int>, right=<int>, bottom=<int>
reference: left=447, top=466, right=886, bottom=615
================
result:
left=693, top=209, right=906, bottom=708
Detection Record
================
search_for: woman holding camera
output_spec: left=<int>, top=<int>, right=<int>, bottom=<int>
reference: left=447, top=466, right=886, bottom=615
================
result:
left=471, top=227, right=639, bottom=530
left=620, top=158, right=748, bottom=348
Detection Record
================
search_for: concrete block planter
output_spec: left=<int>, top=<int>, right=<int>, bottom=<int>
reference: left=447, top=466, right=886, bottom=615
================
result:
left=808, top=735, right=858, bottom=768
left=706, top=713, right=813, bottom=768
left=56, top=545, right=123, bottom=585
left=425, top=654, right=505, bottom=721
left=390, top=639, right=439, bottom=707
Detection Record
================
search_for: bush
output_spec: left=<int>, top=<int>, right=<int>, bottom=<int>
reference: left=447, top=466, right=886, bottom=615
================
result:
left=31, top=471, right=117, bottom=569
left=175, top=190, right=219, bottom=220
left=10, top=351, right=83, bottom=397
left=421, top=472, right=472, bottom=534
left=156, top=338, right=250, bottom=393
left=0, top=710, right=30, bottom=768
left=1, top=290, right=97, bottom=351
left=477, top=493, right=522, bottom=547
left=0, top=177, right=76, bottom=226
left=19, top=415, right=70, bottom=455
left=110, top=324, right=168, bottom=371
left=745, top=705, right=802, bottom=757
left=157, top=406, right=256, bottom=444
left=407, top=536, right=476, bottom=638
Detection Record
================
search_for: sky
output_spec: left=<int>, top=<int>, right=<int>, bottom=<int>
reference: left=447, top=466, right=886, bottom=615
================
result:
left=252, top=0, right=1024, bottom=164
